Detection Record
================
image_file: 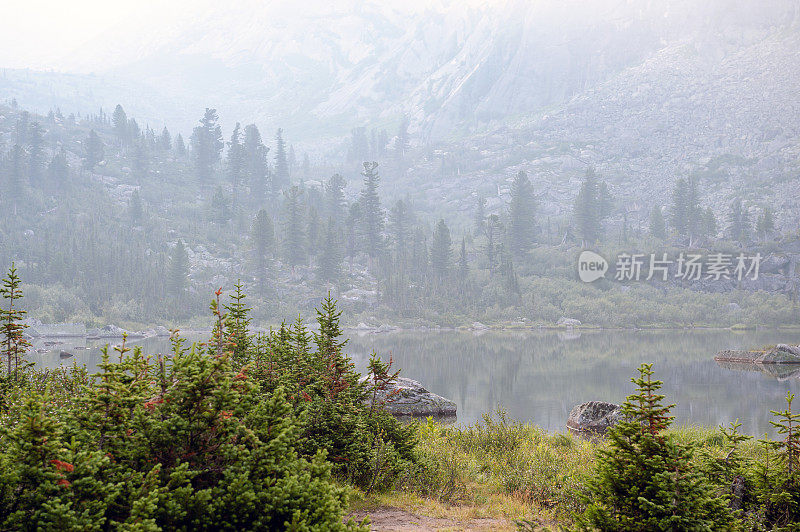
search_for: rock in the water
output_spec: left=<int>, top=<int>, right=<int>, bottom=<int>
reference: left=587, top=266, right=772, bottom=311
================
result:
left=59, top=350, right=74, bottom=359
left=716, top=345, right=800, bottom=364
left=557, top=317, right=582, bottom=327
left=567, top=401, right=622, bottom=435
left=363, top=377, right=456, bottom=417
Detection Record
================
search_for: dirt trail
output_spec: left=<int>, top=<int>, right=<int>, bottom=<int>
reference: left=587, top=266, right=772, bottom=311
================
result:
left=348, top=507, right=511, bottom=531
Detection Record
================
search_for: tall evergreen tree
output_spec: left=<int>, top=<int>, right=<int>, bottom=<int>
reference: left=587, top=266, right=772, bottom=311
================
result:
left=649, top=205, right=666, bottom=240
left=703, top=207, right=718, bottom=238
left=486, top=214, right=502, bottom=274
left=191, top=108, right=223, bottom=181
left=226, top=123, right=245, bottom=206
left=389, top=199, right=411, bottom=272
left=307, top=207, right=321, bottom=257
left=27, top=122, right=45, bottom=186
left=273, top=128, right=290, bottom=194
left=244, top=124, right=269, bottom=203
left=112, top=104, right=128, bottom=142
left=729, top=198, right=750, bottom=243
left=325, top=173, right=347, bottom=223
left=282, top=185, right=306, bottom=269
left=209, top=186, right=232, bottom=225
left=756, top=207, right=775, bottom=240
left=167, top=239, right=189, bottom=298
left=174, top=133, right=186, bottom=157
left=128, top=189, right=144, bottom=225
left=474, top=195, right=486, bottom=236
left=508, top=170, right=537, bottom=257
left=429, top=219, right=452, bottom=281
left=159, top=126, right=172, bottom=151
left=574, top=168, right=600, bottom=245
left=83, top=130, right=104, bottom=171
left=0, top=263, right=30, bottom=379
left=47, top=147, right=69, bottom=185
left=458, top=238, right=469, bottom=277
left=251, top=209, right=274, bottom=287
left=131, top=138, right=150, bottom=181
left=359, top=162, right=384, bottom=259
left=317, top=217, right=342, bottom=284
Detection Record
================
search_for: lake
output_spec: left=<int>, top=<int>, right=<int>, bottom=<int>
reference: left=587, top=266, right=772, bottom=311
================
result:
left=28, top=329, right=800, bottom=436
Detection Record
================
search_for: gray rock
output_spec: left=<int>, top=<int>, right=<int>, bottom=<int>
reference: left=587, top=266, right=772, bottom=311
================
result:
left=716, top=345, right=800, bottom=364
left=557, top=317, right=582, bottom=327
left=363, top=377, right=456, bottom=417
left=567, top=401, right=623, bottom=435
left=59, top=350, right=74, bottom=359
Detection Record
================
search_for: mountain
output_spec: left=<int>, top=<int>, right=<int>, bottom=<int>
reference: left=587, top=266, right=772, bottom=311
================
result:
left=5, top=0, right=799, bottom=147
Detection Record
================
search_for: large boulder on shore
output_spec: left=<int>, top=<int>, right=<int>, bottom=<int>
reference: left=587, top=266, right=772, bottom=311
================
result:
left=567, top=401, right=623, bottom=435
left=363, top=377, right=457, bottom=417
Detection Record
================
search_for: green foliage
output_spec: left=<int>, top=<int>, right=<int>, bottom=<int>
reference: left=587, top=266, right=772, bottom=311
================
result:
left=508, top=170, right=537, bottom=257
left=0, top=263, right=31, bottom=380
left=755, top=392, right=800, bottom=529
left=577, top=364, right=734, bottom=531
left=0, top=300, right=368, bottom=530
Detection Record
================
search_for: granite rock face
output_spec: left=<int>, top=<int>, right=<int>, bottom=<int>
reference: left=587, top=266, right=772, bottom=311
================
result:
left=716, top=344, right=800, bottom=364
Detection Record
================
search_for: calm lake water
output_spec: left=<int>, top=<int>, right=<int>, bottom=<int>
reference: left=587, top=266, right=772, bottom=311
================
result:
left=28, top=329, right=800, bottom=436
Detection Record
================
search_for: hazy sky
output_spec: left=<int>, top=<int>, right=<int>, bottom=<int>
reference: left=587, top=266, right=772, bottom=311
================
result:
left=0, top=0, right=501, bottom=70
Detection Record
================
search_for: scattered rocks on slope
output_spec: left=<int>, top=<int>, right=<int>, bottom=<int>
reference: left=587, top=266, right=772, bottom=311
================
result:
left=363, top=377, right=457, bottom=417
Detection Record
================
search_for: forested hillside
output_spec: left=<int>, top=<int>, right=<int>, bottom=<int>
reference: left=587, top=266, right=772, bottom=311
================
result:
left=0, top=99, right=797, bottom=329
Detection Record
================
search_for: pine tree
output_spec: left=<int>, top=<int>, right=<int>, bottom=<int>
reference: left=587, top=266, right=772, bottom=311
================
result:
left=47, top=147, right=69, bottom=185
left=112, top=104, right=128, bottom=142
left=191, top=108, right=223, bottom=181
left=704, top=207, right=718, bottom=239
left=159, top=126, right=172, bottom=150
left=226, top=123, right=245, bottom=205
left=210, top=186, right=231, bottom=225
left=282, top=185, right=306, bottom=269
left=395, top=116, right=410, bottom=164
left=756, top=207, right=775, bottom=241
left=458, top=238, right=469, bottom=277
left=27, top=122, right=45, bottom=186
left=167, top=240, right=189, bottom=298
left=574, top=168, right=600, bottom=245
left=429, top=219, right=452, bottom=282
left=251, top=209, right=274, bottom=287
left=359, top=162, right=384, bottom=259
left=128, top=190, right=144, bottom=225
left=578, top=364, right=732, bottom=530
left=224, top=281, right=251, bottom=362
left=474, top=195, right=486, bottom=236
left=389, top=199, right=411, bottom=273
left=244, top=124, right=269, bottom=204
left=131, top=138, right=149, bottom=181
left=307, top=207, right=321, bottom=256
left=325, top=173, right=347, bottom=223
left=174, top=133, right=186, bottom=157
left=317, top=217, right=343, bottom=284
left=508, top=170, right=537, bottom=257
left=83, top=130, right=104, bottom=170
left=0, top=263, right=30, bottom=379
left=486, top=214, right=502, bottom=274
left=273, top=128, right=290, bottom=194
left=729, top=198, right=750, bottom=243
left=649, top=205, right=666, bottom=240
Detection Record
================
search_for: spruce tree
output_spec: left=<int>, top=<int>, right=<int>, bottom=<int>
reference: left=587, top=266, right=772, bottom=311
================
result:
left=209, top=186, right=231, bottom=225
left=0, top=263, right=30, bottom=379
left=359, top=161, right=384, bottom=260
left=174, top=133, right=186, bottom=157
left=27, top=122, right=45, bottom=186
left=273, top=128, right=290, bottom=194
left=131, top=138, right=149, bottom=181
left=649, top=205, right=666, bottom=240
left=574, top=168, right=600, bottom=245
left=112, top=104, right=128, bottom=142
left=244, top=124, right=269, bottom=204
left=251, top=209, right=274, bottom=287
left=167, top=239, right=189, bottom=299
left=128, top=190, right=144, bottom=225
left=325, top=173, right=347, bottom=223
left=475, top=195, right=486, bottom=236
left=317, top=217, right=343, bottom=283
left=508, top=170, right=537, bottom=257
left=429, top=219, right=452, bottom=282
left=159, top=126, right=172, bottom=150
left=226, top=122, right=245, bottom=205
left=191, top=108, right=223, bottom=181
left=729, top=198, right=750, bottom=243
left=307, top=207, right=321, bottom=257
left=282, top=185, right=306, bottom=269
left=756, top=207, right=775, bottom=241
left=578, top=364, right=732, bottom=530
left=389, top=199, right=411, bottom=273
left=47, top=147, right=69, bottom=185
left=83, top=130, right=104, bottom=170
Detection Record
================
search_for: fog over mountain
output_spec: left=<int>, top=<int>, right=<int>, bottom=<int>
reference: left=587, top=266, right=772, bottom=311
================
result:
left=5, top=0, right=800, bottom=143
